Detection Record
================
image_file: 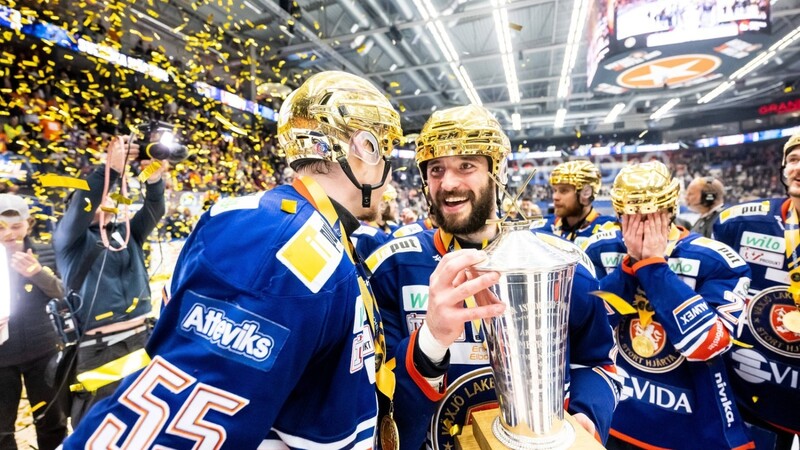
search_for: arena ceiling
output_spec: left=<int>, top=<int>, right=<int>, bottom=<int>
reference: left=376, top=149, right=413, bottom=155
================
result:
left=127, top=0, right=800, bottom=142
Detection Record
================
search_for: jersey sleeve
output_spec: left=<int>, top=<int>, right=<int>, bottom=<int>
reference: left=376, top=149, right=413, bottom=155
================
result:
left=628, top=242, right=751, bottom=361
left=565, top=266, right=620, bottom=444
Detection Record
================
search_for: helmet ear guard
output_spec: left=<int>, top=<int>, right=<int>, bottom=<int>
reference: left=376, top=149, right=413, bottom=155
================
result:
left=578, top=185, right=593, bottom=206
left=276, top=71, right=402, bottom=207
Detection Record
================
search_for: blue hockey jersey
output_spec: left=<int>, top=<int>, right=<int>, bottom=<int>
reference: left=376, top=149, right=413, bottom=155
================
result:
left=62, top=180, right=439, bottom=449
left=533, top=209, right=618, bottom=249
left=713, top=198, right=800, bottom=435
left=367, top=228, right=620, bottom=450
left=583, top=227, right=754, bottom=449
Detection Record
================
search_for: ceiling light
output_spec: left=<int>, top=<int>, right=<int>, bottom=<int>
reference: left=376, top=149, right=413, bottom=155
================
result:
left=350, top=24, right=360, bottom=34
left=650, top=98, right=680, bottom=121
left=697, top=81, right=734, bottom=104
left=603, top=103, right=625, bottom=124
left=389, top=63, right=397, bottom=72
left=557, top=0, right=590, bottom=99
left=554, top=108, right=566, bottom=128
left=493, top=5, right=519, bottom=103
left=512, top=113, right=521, bottom=130
left=243, top=1, right=263, bottom=14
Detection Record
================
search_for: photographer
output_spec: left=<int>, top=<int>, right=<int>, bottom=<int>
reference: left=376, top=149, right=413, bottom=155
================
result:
left=0, top=194, right=67, bottom=450
left=53, top=135, right=167, bottom=426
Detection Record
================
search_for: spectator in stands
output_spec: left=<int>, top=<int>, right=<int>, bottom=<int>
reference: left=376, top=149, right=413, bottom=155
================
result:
left=520, top=196, right=542, bottom=219
left=3, top=116, right=25, bottom=154
left=400, top=206, right=418, bottom=225
left=0, top=193, right=67, bottom=450
left=53, top=135, right=168, bottom=427
left=536, top=160, right=617, bottom=247
left=713, top=133, right=800, bottom=449
left=685, top=176, right=725, bottom=238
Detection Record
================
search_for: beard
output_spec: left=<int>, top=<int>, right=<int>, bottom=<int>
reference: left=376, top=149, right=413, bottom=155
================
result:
left=429, top=181, right=495, bottom=235
left=555, top=197, right=583, bottom=219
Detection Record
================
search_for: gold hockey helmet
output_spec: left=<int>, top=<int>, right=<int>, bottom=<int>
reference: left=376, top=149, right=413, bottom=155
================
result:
left=549, top=160, right=602, bottom=195
left=783, top=132, right=800, bottom=166
left=611, top=161, right=680, bottom=215
left=277, top=71, right=402, bottom=168
left=415, top=105, right=510, bottom=186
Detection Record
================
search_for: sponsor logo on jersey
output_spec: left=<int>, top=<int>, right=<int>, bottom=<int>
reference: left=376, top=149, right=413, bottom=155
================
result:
left=392, top=223, right=423, bottom=238
left=601, top=252, right=625, bottom=270
left=178, top=292, right=289, bottom=372
left=745, top=286, right=800, bottom=358
left=691, top=237, right=746, bottom=268
left=730, top=348, right=800, bottom=388
left=209, top=191, right=265, bottom=216
left=740, top=231, right=786, bottom=254
left=431, top=368, right=498, bottom=450
left=673, top=296, right=712, bottom=334
left=719, top=201, right=770, bottom=223
left=365, top=236, right=422, bottom=272
left=616, top=366, right=693, bottom=414
left=402, top=285, right=429, bottom=311
left=277, top=212, right=343, bottom=294
left=714, top=372, right=736, bottom=427
left=351, top=295, right=376, bottom=379
left=667, top=257, right=700, bottom=277
left=617, top=316, right=684, bottom=373
left=741, top=246, right=785, bottom=269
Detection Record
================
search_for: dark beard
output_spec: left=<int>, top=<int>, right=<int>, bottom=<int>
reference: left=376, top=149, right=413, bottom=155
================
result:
left=430, top=182, right=495, bottom=235
left=558, top=197, right=584, bottom=219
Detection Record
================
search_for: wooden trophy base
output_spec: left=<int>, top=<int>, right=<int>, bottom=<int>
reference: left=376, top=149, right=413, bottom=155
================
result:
left=455, top=409, right=605, bottom=450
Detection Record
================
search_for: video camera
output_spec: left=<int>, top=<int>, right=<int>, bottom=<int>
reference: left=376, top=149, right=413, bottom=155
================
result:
left=136, top=121, right=189, bottom=164
left=46, top=292, right=82, bottom=346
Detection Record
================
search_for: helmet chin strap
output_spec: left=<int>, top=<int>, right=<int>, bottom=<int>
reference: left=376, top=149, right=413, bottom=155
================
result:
left=337, top=155, right=392, bottom=207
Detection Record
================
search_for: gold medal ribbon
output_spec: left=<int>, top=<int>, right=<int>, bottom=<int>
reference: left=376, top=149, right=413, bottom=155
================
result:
left=294, top=176, right=396, bottom=401
left=434, top=229, right=489, bottom=336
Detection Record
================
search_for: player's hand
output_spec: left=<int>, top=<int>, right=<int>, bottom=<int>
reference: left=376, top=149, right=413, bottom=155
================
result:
left=10, top=249, right=41, bottom=276
left=572, top=413, right=597, bottom=440
left=107, top=136, right=139, bottom=173
left=621, top=214, right=644, bottom=261
left=425, top=249, right=505, bottom=347
left=641, top=211, right=670, bottom=260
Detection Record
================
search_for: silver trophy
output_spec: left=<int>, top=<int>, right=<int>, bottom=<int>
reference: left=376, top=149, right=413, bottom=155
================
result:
left=469, top=221, right=580, bottom=450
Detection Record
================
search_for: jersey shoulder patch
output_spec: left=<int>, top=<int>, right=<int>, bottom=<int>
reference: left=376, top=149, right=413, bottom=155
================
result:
left=392, top=223, right=424, bottom=238
left=276, top=211, right=344, bottom=293
left=365, top=236, right=423, bottom=273
left=689, top=236, right=746, bottom=268
left=718, top=200, right=771, bottom=224
left=210, top=191, right=266, bottom=217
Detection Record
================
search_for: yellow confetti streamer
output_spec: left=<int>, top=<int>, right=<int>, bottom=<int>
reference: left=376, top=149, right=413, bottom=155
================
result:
left=38, top=174, right=90, bottom=191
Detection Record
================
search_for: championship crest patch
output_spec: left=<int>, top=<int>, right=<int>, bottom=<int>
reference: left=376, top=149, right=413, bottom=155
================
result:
left=616, top=316, right=684, bottom=373
left=745, top=286, right=800, bottom=357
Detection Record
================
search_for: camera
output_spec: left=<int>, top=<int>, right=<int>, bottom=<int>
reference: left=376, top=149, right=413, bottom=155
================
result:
left=46, top=292, right=82, bottom=346
left=136, top=121, right=189, bottom=164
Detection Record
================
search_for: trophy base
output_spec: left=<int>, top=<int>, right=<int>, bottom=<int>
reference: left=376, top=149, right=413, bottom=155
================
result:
left=456, top=409, right=605, bottom=450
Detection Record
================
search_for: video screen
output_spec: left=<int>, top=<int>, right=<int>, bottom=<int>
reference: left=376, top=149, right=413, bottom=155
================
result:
left=615, top=0, right=769, bottom=48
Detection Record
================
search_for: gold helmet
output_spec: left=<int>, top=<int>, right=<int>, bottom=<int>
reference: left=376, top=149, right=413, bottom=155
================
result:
left=611, top=161, right=680, bottom=215
left=783, top=132, right=800, bottom=166
left=415, top=105, right=510, bottom=186
left=277, top=71, right=402, bottom=168
left=549, top=160, right=602, bottom=195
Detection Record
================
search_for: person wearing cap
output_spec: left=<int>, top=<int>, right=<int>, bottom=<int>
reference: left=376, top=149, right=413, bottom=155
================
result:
left=712, top=134, right=800, bottom=449
left=63, top=72, right=505, bottom=449
left=0, top=193, right=67, bottom=450
left=582, top=161, right=753, bottom=449
left=367, top=104, right=620, bottom=450
left=52, top=135, right=169, bottom=427
left=537, top=160, right=617, bottom=248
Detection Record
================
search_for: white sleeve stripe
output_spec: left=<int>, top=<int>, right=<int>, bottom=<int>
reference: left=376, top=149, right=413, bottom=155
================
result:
left=265, top=416, right=377, bottom=449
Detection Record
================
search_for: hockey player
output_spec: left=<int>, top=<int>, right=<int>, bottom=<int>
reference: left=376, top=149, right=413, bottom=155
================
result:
left=537, top=160, right=617, bottom=247
left=712, top=134, right=800, bottom=449
left=367, top=104, right=620, bottom=450
left=582, top=161, right=754, bottom=449
left=62, top=72, right=505, bottom=449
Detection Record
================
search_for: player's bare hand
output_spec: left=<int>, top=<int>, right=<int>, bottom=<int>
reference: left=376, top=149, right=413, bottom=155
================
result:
left=11, top=249, right=41, bottom=276
left=426, top=249, right=505, bottom=347
left=641, top=211, right=670, bottom=260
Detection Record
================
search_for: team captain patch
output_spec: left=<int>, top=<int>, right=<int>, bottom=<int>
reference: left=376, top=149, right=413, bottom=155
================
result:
left=277, top=212, right=343, bottom=293
left=178, top=291, right=290, bottom=372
